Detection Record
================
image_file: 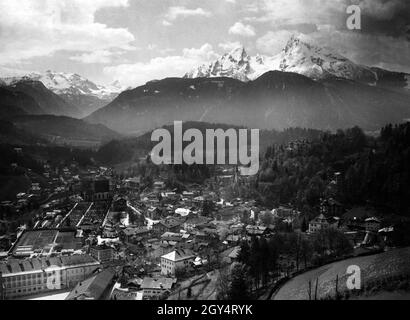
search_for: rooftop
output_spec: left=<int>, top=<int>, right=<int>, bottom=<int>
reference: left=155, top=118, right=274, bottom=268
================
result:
left=66, top=269, right=115, bottom=300
left=161, top=249, right=195, bottom=262
left=0, top=254, right=100, bottom=277
left=141, top=277, right=176, bottom=290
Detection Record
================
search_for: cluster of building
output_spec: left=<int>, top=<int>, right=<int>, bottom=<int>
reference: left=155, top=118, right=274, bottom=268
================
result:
left=0, top=158, right=399, bottom=301
left=307, top=206, right=393, bottom=249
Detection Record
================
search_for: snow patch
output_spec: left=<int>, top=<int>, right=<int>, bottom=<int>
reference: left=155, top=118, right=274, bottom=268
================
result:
left=0, top=70, right=124, bottom=100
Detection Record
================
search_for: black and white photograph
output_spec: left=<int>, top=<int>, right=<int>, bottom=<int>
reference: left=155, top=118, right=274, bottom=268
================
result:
left=0, top=0, right=410, bottom=308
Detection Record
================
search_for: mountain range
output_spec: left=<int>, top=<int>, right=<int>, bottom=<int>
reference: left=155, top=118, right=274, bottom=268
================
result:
left=1, top=35, right=409, bottom=144
left=85, top=71, right=410, bottom=135
left=0, top=70, right=123, bottom=117
left=0, top=77, right=122, bottom=147
left=185, top=35, right=409, bottom=90
left=85, top=36, right=409, bottom=135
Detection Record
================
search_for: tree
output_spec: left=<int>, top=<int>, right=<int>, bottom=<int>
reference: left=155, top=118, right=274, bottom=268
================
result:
left=227, top=263, right=252, bottom=300
left=216, top=268, right=231, bottom=300
left=313, top=228, right=353, bottom=259
left=202, top=200, right=214, bottom=216
left=301, top=217, right=309, bottom=233
left=260, top=211, right=274, bottom=226
left=259, top=237, right=270, bottom=286
left=237, top=241, right=250, bottom=266
left=267, top=237, right=280, bottom=275
left=249, top=237, right=261, bottom=289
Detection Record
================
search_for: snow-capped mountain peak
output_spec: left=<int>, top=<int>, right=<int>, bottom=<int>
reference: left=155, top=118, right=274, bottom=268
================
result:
left=185, top=44, right=280, bottom=82
left=228, top=45, right=249, bottom=63
left=279, top=35, right=377, bottom=82
left=1, top=70, right=122, bottom=99
left=185, top=35, right=390, bottom=84
left=0, top=70, right=126, bottom=117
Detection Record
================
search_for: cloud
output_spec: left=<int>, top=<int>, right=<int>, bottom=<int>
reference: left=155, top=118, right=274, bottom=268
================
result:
left=70, top=50, right=114, bottom=64
left=164, top=6, right=212, bottom=21
left=258, top=0, right=409, bottom=37
left=255, top=23, right=318, bottom=55
left=104, top=44, right=218, bottom=87
left=182, top=44, right=218, bottom=61
left=256, top=30, right=295, bottom=55
left=219, top=41, right=243, bottom=52
left=0, top=65, right=35, bottom=77
left=260, top=0, right=345, bottom=25
left=0, top=0, right=135, bottom=65
left=148, top=44, right=158, bottom=51
left=229, top=22, right=256, bottom=37
left=309, top=25, right=410, bottom=73
left=356, top=0, right=410, bottom=39
left=159, top=48, right=176, bottom=55
left=358, top=0, right=408, bottom=20
left=162, top=20, right=172, bottom=27
left=252, top=0, right=409, bottom=72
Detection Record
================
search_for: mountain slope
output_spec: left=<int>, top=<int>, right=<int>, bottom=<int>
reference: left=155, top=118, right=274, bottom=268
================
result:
left=11, top=115, right=122, bottom=148
left=2, top=80, right=82, bottom=118
left=0, top=119, right=46, bottom=145
left=86, top=71, right=410, bottom=134
left=278, top=35, right=376, bottom=82
left=1, top=71, right=123, bottom=117
left=95, top=121, right=324, bottom=165
left=86, top=77, right=246, bottom=135
left=0, top=86, right=45, bottom=118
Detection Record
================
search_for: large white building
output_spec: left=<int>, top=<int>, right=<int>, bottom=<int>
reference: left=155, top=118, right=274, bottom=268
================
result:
left=0, top=254, right=100, bottom=300
left=161, top=249, right=196, bottom=277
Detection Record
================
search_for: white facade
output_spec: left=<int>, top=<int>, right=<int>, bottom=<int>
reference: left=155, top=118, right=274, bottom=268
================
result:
left=160, top=250, right=195, bottom=276
left=0, top=255, right=100, bottom=299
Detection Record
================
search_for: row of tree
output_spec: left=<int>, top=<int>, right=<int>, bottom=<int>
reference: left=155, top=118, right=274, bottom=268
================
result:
left=218, top=229, right=354, bottom=300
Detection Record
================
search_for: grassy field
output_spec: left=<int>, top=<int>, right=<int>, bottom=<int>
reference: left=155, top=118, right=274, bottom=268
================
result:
left=273, top=247, right=410, bottom=300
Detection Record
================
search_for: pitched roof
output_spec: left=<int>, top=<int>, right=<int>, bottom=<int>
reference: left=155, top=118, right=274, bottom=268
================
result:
left=141, top=277, right=176, bottom=290
left=159, top=218, right=184, bottom=229
left=66, top=269, right=115, bottom=300
left=310, top=214, right=328, bottom=223
left=0, top=254, right=100, bottom=276
left=185, top=216, right=211, bottom=225
left=228, top=246, right=241, bottom=259
left=161, top=249, right=195, bottom=262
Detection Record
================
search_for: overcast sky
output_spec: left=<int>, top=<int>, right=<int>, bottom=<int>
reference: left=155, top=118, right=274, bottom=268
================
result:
left=0, top=0, right=409, bottom=87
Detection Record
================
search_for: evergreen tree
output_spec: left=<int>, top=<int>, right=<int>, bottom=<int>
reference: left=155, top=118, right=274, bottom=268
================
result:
left=227, top=263, right=252, bottom=300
